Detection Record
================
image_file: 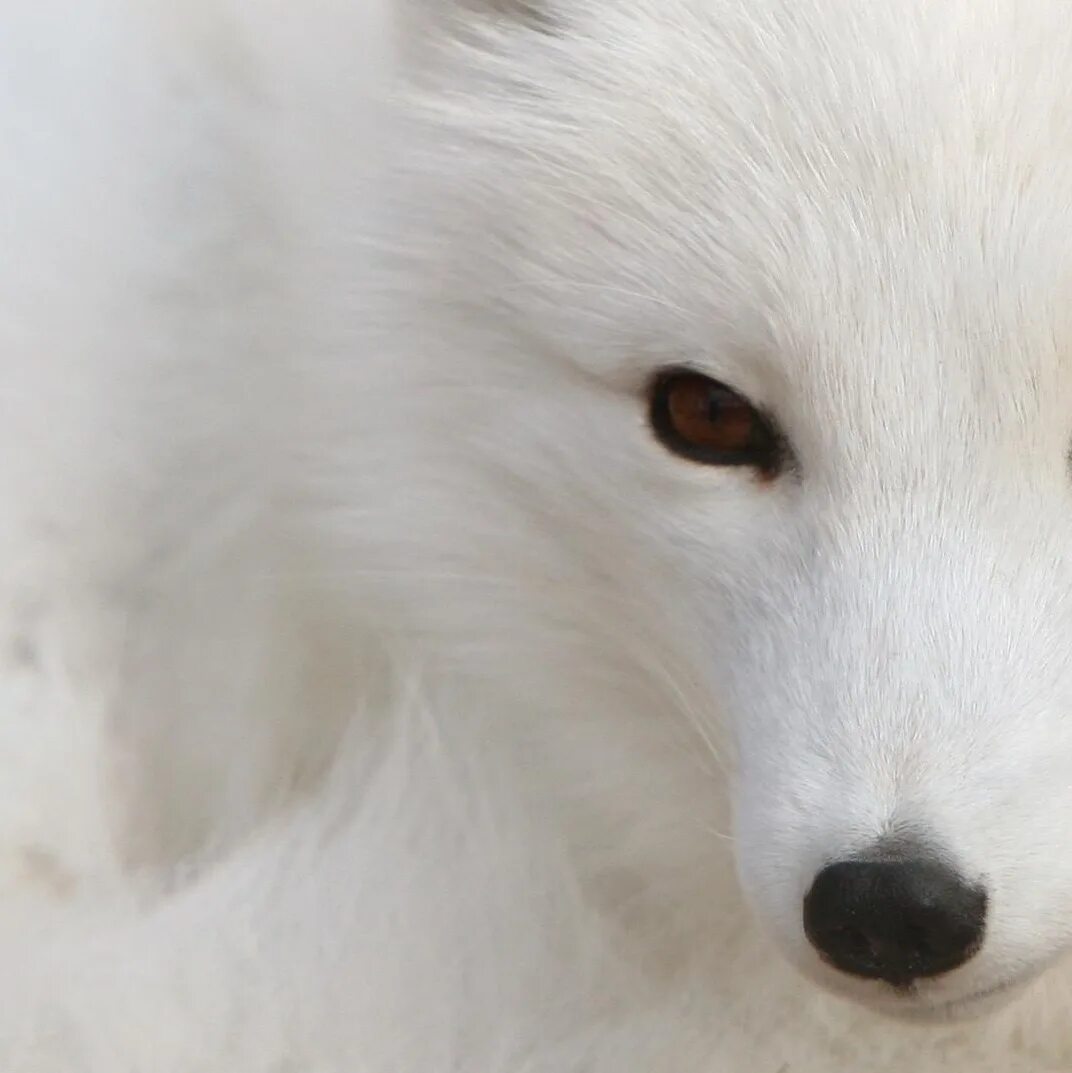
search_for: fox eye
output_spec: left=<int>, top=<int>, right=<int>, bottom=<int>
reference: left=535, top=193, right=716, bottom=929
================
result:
left=648, top=368, right=783, bottom=474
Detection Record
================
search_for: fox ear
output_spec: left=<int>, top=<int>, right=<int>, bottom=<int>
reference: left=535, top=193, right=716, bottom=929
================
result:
left=472, top=0, right=549, bottom=19
left=415, top=0, right=554, bottom=32
left=394, top=0, right=555, bottom=67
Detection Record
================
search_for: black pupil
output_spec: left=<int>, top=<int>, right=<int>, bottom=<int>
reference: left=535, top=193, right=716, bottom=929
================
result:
left=707, top=390, right=729, bottom=424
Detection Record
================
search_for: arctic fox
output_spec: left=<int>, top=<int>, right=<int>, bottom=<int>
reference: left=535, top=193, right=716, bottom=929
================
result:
left=3, top=1, right=1072, bottom=1071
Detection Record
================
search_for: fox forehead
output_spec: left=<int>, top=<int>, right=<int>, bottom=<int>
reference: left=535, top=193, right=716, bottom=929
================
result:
left=407, top=1, right=1072, bottom=410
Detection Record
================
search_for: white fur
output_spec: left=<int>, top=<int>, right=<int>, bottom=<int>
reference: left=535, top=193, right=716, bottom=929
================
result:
left=4, top=0, right=1072, bottom=1069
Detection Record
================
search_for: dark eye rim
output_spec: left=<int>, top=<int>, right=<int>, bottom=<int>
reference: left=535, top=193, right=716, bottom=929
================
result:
left=647, top=366, right=786, bottom=475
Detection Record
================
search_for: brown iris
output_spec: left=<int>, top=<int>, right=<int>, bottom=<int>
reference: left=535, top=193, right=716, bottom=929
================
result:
left=649, top=368, right=782, bottom=473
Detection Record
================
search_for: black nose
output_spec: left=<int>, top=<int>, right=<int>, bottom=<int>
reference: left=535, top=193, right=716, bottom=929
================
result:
left=803, top=855, right=987, bottom=986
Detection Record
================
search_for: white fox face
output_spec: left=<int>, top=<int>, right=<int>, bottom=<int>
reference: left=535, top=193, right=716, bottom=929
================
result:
left=380, top=0, right=1072, bottom=1020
